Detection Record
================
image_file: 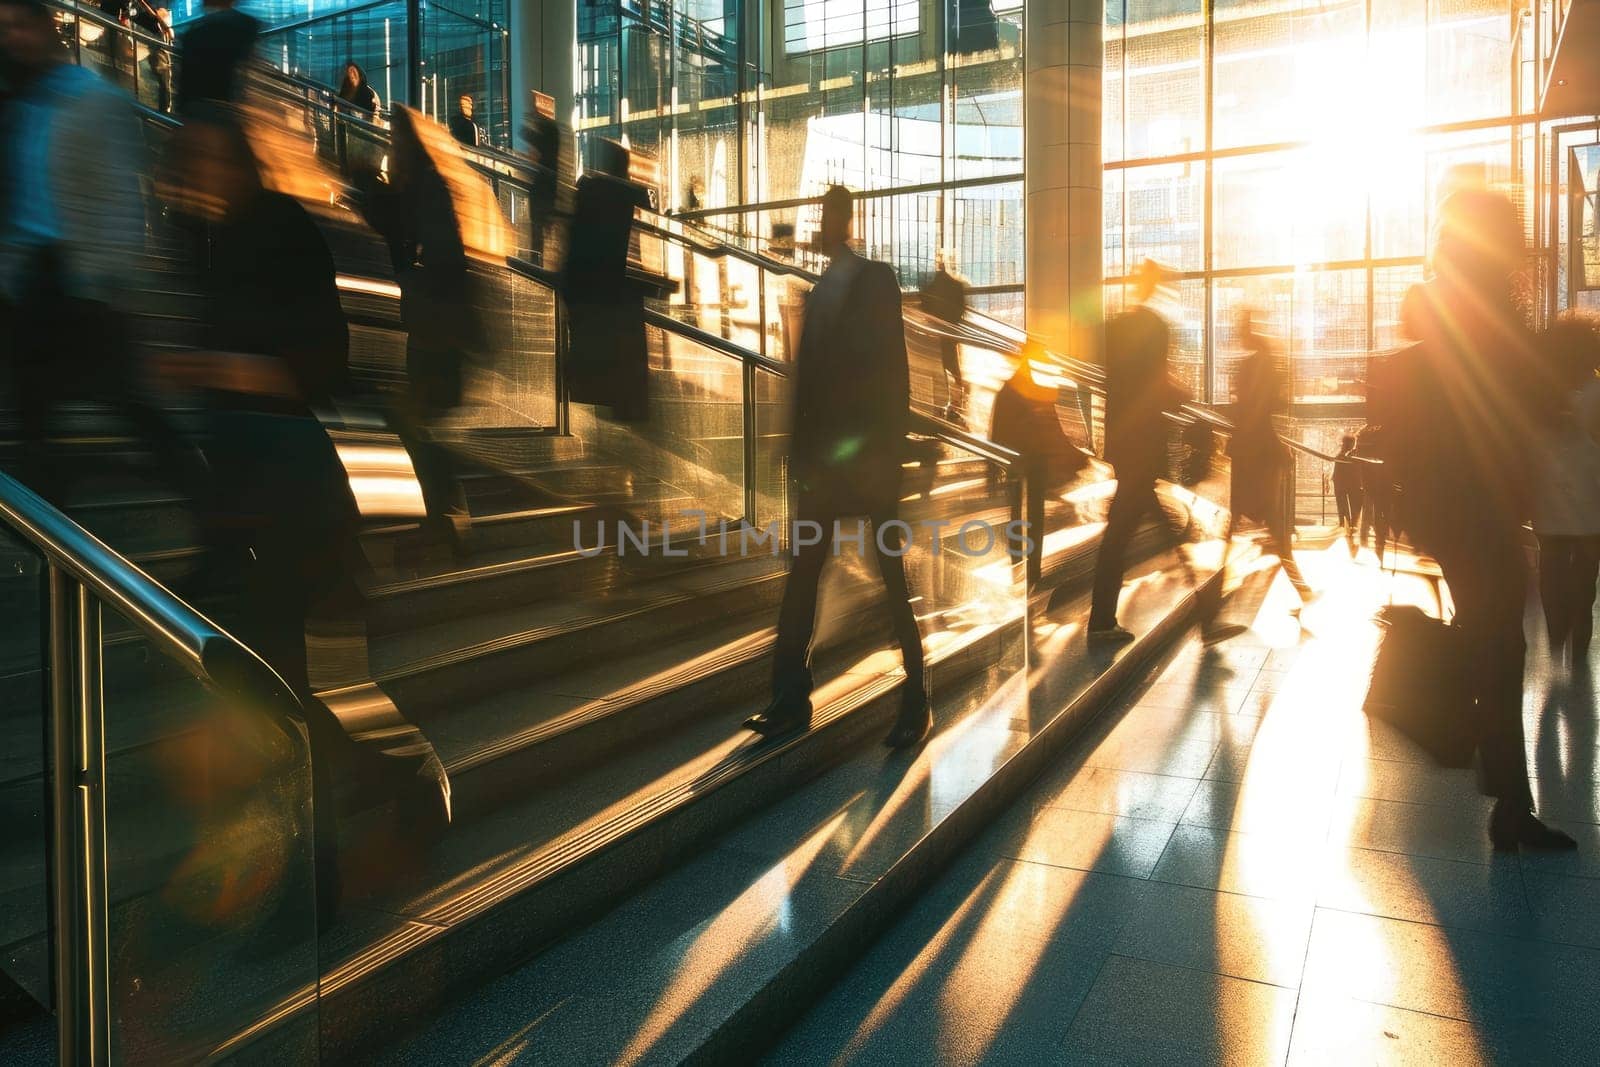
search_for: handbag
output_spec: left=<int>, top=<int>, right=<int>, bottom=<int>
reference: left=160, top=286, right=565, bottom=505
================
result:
left=1363, top=604, right=1474, bottom=767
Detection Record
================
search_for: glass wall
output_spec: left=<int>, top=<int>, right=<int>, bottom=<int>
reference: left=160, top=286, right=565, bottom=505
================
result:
left=1105, top=0, right=1539, bottom=406
left=169, top=0, right=514, bottom=149
left=578, top=0, right=1026, bottom=318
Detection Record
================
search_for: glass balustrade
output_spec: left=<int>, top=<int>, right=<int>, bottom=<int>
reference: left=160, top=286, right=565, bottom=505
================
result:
left=0, top=479, right=320, bottom=1063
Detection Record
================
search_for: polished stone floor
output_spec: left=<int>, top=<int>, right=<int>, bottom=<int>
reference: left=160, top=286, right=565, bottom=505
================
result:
left=771, top=544, right=1600, bottom=1065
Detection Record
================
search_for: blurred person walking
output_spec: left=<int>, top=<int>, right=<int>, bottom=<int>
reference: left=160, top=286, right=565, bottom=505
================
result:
left=1533, top=314, right=1600, bottom=671
left=449, top=93, right=480, bottom=148
left=1200, top=309, right=1315, bottom=641
left=745, top=185, right=930, bottom=749
left=522, top=89, right=561, bottom=264
left=361, top=108, right=486, bottom=550
left=167, top=116, right=450, bottom=915
left=333, top=60, right=379, bottom=174
left=337, top=60, right=379, bottom=114
left=1086, top=259, right=1196, bottom=645
left=175, top=0, right=258, bottom=113
left=1332, top=433, right=1363, bottom=551
left=919, top=250, right=969, bottom=421
left=1374, top=190, right=1575, bottom=850
left=0, top=0, right=198, bottom=505
left=1357, top=422, right=1392, bottom=558
left=125, top=0, right=171, bottom=113
left=990, top=341, right=1087, bottom=586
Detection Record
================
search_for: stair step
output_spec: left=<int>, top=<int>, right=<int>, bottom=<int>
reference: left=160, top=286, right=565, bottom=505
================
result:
left=350, top=546, right=1227, bottom=1063
left=372, top=554, right=787, bottom=713
left=296, top=578, right=1022, bottom=1060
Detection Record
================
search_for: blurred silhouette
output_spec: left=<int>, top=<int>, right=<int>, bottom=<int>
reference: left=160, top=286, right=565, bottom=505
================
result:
left=1332, top=432, right=1363, bottom=551
left=1372, top=190, right=1574, bottom=851
left=0, top=0, right=200, bottom=506
left=175, top=0, right=258, bottom=113
left=1087, top=259, right=1195, bottom=644
left=1200, top=309, right=1314, bottom=640
left=746, top=185, right=929, bottom=749
left=360, top=107, right=496, bottom=549
left=337, top=59, right=379, bottom=114
left=164, top=114, right=450, bottom=916
left=1533, top=314, right=1600, bottom=670
left=522, top=89, right=561, bottom=264
left=990, top=342, right=1088, bottom=585
left=126, top=0, right=171, bottom=112
left=684, top=174, right=704, bottom=213
left=561, top=154, right=650, bottom=420
left=449, top=93, right=480, bottom=148
left=919, top=250, right=969, bottom=421
left=333, top=60, right=380, bottom=176
left=1356, top=421, right=1392, bottom=557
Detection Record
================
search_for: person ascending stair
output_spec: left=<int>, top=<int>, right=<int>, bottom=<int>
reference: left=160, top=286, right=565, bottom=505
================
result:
left=745, top=185, right=931, bottom=749
left=1086, top=259, right=1198, bottom=646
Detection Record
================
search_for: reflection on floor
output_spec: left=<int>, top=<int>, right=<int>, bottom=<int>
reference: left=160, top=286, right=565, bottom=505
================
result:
left=772, top=544, right=1600, bottom=1065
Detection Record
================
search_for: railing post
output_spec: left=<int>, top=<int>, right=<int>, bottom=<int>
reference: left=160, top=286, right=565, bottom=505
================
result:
left=554, top=293, right=570, bottom=436
left=742, top=357, right=758, bottom=529
left=47, top=568, right=110, bottom=1065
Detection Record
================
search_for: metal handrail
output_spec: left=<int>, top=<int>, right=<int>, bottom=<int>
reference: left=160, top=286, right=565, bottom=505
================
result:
left=0, top=471, right=304, bottom=714
left=1, top=470, right=311, bottom=1062
left=506, top=256, right=1021, bottom=472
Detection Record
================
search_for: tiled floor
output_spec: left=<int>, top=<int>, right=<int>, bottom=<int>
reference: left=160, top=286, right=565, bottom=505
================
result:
left=770, top=545, right=1600, bottom=1065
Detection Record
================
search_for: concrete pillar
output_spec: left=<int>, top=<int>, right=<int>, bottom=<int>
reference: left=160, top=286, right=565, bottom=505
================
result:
left=1025, top=0, right=1102, bottom=362
left=512, top=1, right=576, bottom=140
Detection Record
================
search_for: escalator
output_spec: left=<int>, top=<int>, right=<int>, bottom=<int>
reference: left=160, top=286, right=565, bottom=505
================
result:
left=2, top=7, right=1257, bottom=1062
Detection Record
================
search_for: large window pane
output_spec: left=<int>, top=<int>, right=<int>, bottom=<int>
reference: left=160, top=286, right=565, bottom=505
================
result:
left=951, top=11, right=1023, bottom=183
left=1374, top=264, right=1427, bottom=349
left=952, top=182, right=1025, bottom=292
left=1123, top=0, right=1204, bottom=159
left=1104, top=3, right=1125, bottom=164
left=1104, top=168, right=1125, bottom=280
left=1426, top=0, right=1512, bottom=124
left=783, top=0, right=920, bottom=54
left=1124, top=162, right=1204, bottom=272
left=1371, top=140, right=1427, bottom=260
left=1214, top=0, right=1365, bottom=151
left=1214, top=154, right=1293, bottom=269
left=1291, top=269, right=1369, bottom=403
left=1214, top=151, right=1364, bottom=269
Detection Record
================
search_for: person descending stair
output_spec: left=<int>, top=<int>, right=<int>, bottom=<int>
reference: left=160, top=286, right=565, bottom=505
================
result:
left=359, top=107, right=487, bottom=552
left=745, top=184, right=932, bottom=749
left=1086, top=258, right=1198, bottom=645
left=162, top=113, right=452, bottom=918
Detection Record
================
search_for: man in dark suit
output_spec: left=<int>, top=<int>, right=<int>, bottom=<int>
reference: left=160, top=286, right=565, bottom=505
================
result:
left=175, top=0, right=259, bottom=114
left=745, top=185, right=930, bottom=749
left=522, top=90, right=561, bottom=264
left=1086, top=259, right=1193, bottom=644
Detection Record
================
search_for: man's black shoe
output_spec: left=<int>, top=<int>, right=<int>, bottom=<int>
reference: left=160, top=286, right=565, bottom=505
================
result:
left=743, top=694, right=812, bottom=738
left=884, top=690, right=932, bottom=750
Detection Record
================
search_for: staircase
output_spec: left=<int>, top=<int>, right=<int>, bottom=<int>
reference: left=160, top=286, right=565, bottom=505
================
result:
left=0, top=13, right=1249, bottom=1061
